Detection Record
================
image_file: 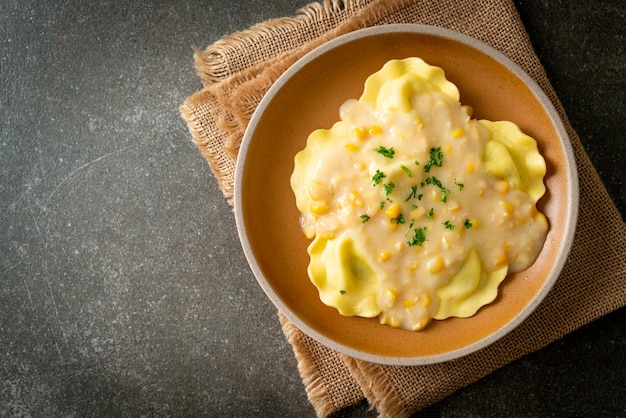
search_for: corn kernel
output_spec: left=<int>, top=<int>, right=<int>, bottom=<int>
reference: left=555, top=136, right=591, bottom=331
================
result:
left=352, top=127, right=368, bottom=140
left=386, top=288, right=397, bottom=302
left=345, top=143, right=358, bottom=152
left=411, top=321, right=426, bottom=331
left=452, top=128, right=463, bottom=138
left=518, top=253, right=530, bottom=266
left=465, top=157, right=475, bottom=173
left=368, top=125, right=382, bottom=135
left=403, top=299, right=415, bottom=308
left=385, top=203, right=402, bottom=219
left=412, top=206, right=426, bottom=220
left=444, top=144, right=452, bottom=153
left=495, top=180, right=510, bottom=194
left=447, top=200, right=460, bottom=212
left=420, top=294, right=431, bottom=307
left=495, top=251, right=508, bottom=266
left=310, top=202, right=329, bottom=215
left=355, top=162, right=366, bottom=170
left=308, top=181, right=328, bottom=200
left=427, top=256, right=445, bottom=273
left=379, top=252, right=392, bottom=262
left=500, top=200, right=514, bottom=216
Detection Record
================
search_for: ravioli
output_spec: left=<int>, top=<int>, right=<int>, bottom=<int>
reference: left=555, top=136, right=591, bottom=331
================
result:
left=290, top=58, right=548, bottom=331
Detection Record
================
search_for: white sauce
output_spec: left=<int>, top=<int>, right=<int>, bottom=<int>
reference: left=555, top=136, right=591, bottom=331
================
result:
left=291, top=58, right=548, bottom=331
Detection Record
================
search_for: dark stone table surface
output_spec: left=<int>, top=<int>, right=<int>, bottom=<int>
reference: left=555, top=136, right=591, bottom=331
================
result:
left=1, top=1, right=624, bottom=416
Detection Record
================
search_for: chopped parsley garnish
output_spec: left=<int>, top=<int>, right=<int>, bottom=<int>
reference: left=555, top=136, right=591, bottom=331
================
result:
left=372, top=169, right=386, bottom=186
left=383, top=182, right=395, bottom=196
left=400, top=164, right=413, bottom=177
left=339, top=290, right=346, bottom=295
left=424, top=146, right=444, bottom=173
left=374, top=146, right=395, bottom=158
left=454, top=179, right=464, bottom=190
left=426, top=208, right=435, bottom=219
left=408, top=226, right=428, bottom=247
left=405, top=185, right=419, bottom=201
left=464, top=219, right=474, bottom=229
left=443, top=220, right=455, bottom=230
left=425, top=176, right=451, bottom=203
left=392, top=213, right=405, bottom=225
left=380, top=201, right=386, bottom=210
left=425, top=176, right=443, bottom=188
left=360, top=214, right=370, bottom=223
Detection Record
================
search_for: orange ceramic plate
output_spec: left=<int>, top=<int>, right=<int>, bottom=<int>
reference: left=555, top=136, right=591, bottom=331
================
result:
left=235, top=25, right=578, bottom=365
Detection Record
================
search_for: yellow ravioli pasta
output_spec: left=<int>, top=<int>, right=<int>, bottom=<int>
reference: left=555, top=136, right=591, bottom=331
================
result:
left=291, top=58, right=548, bottom=331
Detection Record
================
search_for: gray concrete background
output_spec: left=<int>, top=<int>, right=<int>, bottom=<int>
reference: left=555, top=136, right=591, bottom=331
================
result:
left=1, top=1, right=624, bottom=417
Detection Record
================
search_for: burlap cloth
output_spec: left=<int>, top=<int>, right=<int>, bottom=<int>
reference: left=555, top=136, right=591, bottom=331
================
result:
left=180, top=1, right=626, bottom=416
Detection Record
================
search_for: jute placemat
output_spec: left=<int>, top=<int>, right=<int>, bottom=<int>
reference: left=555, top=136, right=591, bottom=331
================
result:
left=180, top=1, right=626, bottom=416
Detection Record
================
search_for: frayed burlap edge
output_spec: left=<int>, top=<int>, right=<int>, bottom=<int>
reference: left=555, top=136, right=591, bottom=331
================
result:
left=180, top=89, right=236, bottom=203
left=279, top=313, right=367, bottom=417
left=279, top=313, right=340, bottom=417
left=194, top=0, right=375, bottom=85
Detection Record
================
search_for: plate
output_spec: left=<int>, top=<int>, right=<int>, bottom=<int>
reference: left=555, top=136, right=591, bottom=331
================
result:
left=235, top=24, right=578, bottom=365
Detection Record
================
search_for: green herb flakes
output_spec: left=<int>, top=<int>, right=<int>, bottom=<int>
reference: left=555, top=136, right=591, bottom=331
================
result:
left=374, top=146, right=395, bottom=158
left=425, top=176, right=451, bottom=203
left=372, top=169, right=386, bottom=186
left=383, top=182, right=395, bottom=196
left=408, top=226, right=428, bottom=247
left=424, top=146, right=443, bottom=173
left=405, top=185, right=419, bottom=201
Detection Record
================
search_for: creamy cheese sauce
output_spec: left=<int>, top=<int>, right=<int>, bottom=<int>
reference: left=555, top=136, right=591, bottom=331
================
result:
left=291, top=58, right=548, bottom=331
